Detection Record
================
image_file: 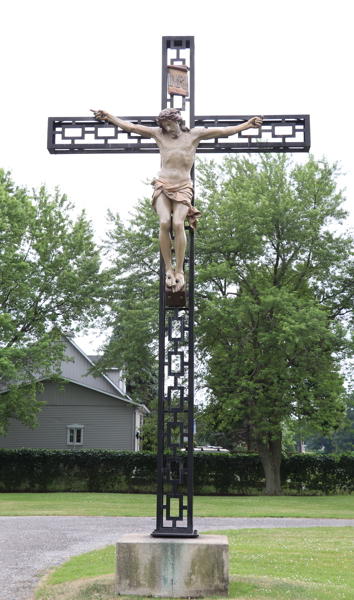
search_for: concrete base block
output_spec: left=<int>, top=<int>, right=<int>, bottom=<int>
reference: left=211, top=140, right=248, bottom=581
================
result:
left=116, top=533, right=228, bottom=598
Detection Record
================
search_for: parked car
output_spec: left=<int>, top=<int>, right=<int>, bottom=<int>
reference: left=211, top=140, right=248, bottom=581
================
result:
left=194, top=446, right=230, bottom=453
left=181, top=445, right=230, bottom=453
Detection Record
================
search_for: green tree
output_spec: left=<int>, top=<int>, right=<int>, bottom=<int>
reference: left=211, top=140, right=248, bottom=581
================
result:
left=305, top=400, right=354, bottom=453
left=196, top=154, right=351, bottom=493
left=332, top=401, right=354, bottom=451
left=0, top=170, right=105, bottom=435
left=303, top=434, right=334, bottom=453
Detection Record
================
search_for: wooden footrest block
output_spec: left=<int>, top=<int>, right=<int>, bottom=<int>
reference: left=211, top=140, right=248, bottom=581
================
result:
left=165, top=285, right=186, bottom=307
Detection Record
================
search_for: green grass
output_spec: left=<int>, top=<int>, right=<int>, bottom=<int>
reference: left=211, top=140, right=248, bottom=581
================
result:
left=48, top=546, right=115, bottom=585
left=1, top=492, right=354, bottom=518
left=226, top=527, right=354, bottom=599
left=36, top=528, right=354, bottom=600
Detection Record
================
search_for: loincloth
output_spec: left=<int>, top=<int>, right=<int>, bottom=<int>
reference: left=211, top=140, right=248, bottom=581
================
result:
left=151, top=178, right=201, bottom=231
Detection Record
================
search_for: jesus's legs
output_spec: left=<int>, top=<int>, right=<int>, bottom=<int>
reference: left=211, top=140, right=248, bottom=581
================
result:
left=155, top=194, right=189, bottom=291
left=172, top=201, right=189, bottom=293
left=155, top=193, right=175, bottom=287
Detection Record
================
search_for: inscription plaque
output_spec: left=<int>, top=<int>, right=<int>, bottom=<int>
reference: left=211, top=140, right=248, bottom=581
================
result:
left=167, top=64, right=188, bottom=96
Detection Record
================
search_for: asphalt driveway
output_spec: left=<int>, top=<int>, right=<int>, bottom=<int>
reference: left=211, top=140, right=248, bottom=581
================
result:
left=1, top=516, right=354, bottom=600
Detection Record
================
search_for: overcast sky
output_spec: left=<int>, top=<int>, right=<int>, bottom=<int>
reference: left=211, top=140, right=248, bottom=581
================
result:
left=1, top=0, right=352, bottom=353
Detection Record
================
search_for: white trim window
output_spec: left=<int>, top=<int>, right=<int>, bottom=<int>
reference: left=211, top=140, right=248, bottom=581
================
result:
left=66, top=424, right=84, bottom=446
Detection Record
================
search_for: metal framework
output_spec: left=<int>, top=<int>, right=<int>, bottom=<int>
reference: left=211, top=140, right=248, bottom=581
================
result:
left=48, top=114, right=310, bottom=154
left=48, top=35, right=311, bottom=540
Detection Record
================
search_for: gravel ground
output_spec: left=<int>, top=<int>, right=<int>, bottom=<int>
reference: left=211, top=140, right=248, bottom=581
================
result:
left=1, top=515, right=354, bottom=600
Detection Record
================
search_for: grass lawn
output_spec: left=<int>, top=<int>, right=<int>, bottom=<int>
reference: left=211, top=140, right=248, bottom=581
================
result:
left=36, top=527, right=354, bottom=600
left=1, top=492, right=354, bottom=518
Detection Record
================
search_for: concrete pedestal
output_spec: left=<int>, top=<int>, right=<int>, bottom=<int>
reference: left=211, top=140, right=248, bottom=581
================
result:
left=116, top=533, right=228, bottom=598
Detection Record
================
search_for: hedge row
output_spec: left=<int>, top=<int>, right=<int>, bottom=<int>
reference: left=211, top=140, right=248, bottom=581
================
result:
left=0, top=449, right=157, bottom=493
left=0, top=448, right=353, bottom=494
left=281, top=453, right=354, bottom=493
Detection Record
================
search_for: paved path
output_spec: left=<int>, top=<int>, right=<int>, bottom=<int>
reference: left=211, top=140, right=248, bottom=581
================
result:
left=1, top=516, right=354, bottom=600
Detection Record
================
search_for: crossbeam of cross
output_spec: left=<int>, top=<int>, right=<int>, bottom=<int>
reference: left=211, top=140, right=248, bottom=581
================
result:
left=48, top=36, right=310, bottom=539
left=48, top=114, right=310, bottom=154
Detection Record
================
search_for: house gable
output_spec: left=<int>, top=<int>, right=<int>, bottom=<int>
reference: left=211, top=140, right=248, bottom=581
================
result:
left=0, top=336, right=148, bottom=450
left=60, top=336, right=130, bottom=401
left=0, top=380, right=136, bottom=450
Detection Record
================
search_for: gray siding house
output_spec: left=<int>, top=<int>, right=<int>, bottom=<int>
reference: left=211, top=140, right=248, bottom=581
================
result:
left=0, top=334, right=148, bottom=451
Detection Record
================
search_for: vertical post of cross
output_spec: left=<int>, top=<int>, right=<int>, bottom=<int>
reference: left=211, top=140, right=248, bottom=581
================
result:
left=152, top=36, right=198, bottom=537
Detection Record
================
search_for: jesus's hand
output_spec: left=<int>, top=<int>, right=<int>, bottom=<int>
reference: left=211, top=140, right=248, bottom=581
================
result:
left=90, top=109, right=109, bottom=121
left=247, top=116, right=264, bottom=128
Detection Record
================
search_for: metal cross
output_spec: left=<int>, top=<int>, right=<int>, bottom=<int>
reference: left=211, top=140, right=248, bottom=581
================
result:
left=48, top=36, right=310, bottom=538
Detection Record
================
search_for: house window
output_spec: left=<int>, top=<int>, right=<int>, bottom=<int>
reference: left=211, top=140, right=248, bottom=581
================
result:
left=66, top=424, right=84, bottom=446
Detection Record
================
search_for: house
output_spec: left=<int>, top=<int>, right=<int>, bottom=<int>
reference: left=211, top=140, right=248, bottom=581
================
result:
left=0, top=334, right=149, bottom=451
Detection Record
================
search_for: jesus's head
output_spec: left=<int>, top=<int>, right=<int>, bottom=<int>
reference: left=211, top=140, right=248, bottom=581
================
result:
left=156, top=108, right=189, bottom=138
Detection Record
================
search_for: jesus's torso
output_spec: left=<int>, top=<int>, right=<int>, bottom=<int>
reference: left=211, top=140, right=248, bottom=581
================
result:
left=156, top=129, right=200, bottom=184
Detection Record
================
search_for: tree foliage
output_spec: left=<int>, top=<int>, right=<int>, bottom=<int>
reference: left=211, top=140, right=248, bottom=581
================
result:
left=305, top=399, right=354, bottom=453
left=0, top=170, right=105, bottom=435
left=195, top=154, right=352, bottom=492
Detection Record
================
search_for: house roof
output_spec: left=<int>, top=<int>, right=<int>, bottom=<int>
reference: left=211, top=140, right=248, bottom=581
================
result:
left=66, top=337, right=125, bottom=396
left=63, top=336, right=149, bottom=414
left=0, top=334, right=149, bottom=415
left=88, top=355, right=119, bottom=371
left=87, top=355, right=100, bottom=363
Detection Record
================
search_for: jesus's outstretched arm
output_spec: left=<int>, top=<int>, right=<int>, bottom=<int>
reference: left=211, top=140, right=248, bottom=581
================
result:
left=91, top=109, right=159, bottom=139
left=194, top=116, right=263, bottom=141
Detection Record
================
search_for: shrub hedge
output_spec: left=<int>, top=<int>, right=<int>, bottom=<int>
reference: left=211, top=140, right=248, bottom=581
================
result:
left=0, top=448, right=353, bottom=494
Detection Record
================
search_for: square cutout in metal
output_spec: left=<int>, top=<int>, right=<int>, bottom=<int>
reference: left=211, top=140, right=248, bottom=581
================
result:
left=166, top=457, right=184, bottom=484
left=168, top=316, right=185, bottom=342
left=166, top=494, right=184, bottom=521
left=63, top=127, right=84, bottom=140
left=165, top=386, right=184, bottom=412
left=168, top=351, right=184, bottom=376
left=273, top=124, right=295, bottom=138
left=167, top=421, right=184, bottom=449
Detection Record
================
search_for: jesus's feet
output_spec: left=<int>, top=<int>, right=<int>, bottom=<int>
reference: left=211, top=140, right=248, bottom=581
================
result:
left=173, top=272, right=185, bottom=293
left=166, top=269, right=176, bottom=288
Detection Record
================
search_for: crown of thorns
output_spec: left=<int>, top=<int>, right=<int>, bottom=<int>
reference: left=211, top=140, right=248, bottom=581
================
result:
left=156, top=108, right=183, bottom=126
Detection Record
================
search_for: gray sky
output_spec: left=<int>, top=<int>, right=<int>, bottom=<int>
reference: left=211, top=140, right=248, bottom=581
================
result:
left=1, top=0, right=352, bottom=353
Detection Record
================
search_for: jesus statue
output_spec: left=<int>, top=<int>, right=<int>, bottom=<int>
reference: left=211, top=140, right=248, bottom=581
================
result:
left=92, top=108, right=263, bottom=293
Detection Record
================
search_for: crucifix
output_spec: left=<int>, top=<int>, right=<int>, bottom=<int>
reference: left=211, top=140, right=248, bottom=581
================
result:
left=48, top=36, right=310, bottom=538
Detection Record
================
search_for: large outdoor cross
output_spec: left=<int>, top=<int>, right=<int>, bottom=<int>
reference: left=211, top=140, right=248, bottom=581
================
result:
left=48, top=36, right=310, bottom=538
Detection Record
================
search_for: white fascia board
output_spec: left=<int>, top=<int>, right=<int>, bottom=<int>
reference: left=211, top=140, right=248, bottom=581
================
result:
left=53, top=377, right=141, bottom=406
left=0, top=375, right=142, bottom=408
left=63, top=378, right=146, bottom=408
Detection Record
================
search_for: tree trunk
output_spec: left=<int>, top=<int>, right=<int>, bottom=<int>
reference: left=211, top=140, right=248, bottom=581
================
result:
left=257, top=434, right=283, bottom=495
left=246, top=422, right=252, bottom=453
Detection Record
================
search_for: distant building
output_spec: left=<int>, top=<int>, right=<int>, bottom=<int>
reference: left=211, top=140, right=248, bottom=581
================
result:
left=0, top=334, right=148, bottom=451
